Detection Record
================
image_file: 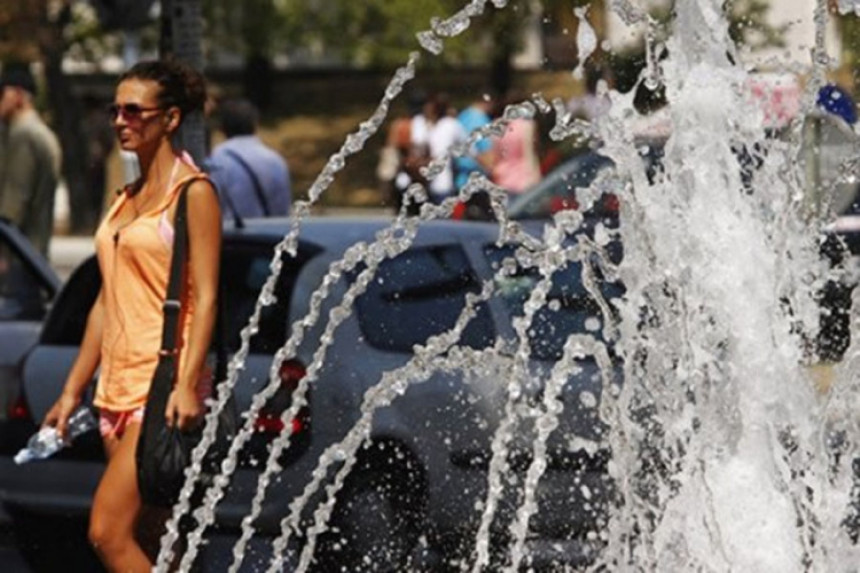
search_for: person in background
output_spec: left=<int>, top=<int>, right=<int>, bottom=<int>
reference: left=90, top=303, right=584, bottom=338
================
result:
left=492, top=90, right=542, bottom=196
left=0, top=63, right=61, bottom=256
left=42, top=58, right=221, bottom=571
left=206, top=97, right=290, bottom=218
left=816, top=83, right=857, bottom=126
left=451, top=91, right=497, bottom=220
left=454, top=91, right=495, bottom=190
left=418, top=92, right=465, bottom=205
left=378, top=89, right=426, bottom=212
left=567, top=61, right=612, bottom=123
left=399, top=89, right=432, bottom=213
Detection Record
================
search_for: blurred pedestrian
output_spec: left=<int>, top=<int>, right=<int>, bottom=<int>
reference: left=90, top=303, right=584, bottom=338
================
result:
left=492, top=91, right=541, bottom=196
left=417, top=93, right=465, bottom=204
left=0, top=62, right=61, bottom=256
left=42, top=58, right=221, bottom=571
left=206, top=97, right=291, bottom=218
left=452, top=91, right=496, bottom=220
left=567, top=62, right=612, bottom=123
left=816, top=83, right=857, bottom=126
left=378, top=89, right=425, bottom=212
left=395, top=90, right=434, bottom=214
left=454, top=91, right=495, bottom=190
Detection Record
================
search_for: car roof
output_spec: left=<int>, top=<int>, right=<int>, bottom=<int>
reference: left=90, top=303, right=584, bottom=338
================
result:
left=223, top=216, right=505, bottom=253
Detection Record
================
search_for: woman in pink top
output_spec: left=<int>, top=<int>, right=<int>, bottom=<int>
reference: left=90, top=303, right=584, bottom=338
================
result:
left=42, top=59, right=221, bottom=571
left=492, top=94, right=542, bottom=194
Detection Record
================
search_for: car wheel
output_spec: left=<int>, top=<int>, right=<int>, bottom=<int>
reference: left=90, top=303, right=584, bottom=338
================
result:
left=314, top=468, right=423, bottom=572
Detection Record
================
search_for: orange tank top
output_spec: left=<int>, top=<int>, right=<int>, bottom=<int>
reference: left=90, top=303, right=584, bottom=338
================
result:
left=93, top=169, right=210, bottom=411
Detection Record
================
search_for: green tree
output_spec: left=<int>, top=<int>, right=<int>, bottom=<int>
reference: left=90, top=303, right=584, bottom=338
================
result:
left=834, top=3, right=860, bottom=94
left=202, top=0, right=580, bottom=98
left=204, top=0, right=282, bottom=108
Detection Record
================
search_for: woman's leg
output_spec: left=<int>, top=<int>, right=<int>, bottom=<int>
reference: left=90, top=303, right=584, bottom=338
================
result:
left=89, top=422, right=151, bottom=572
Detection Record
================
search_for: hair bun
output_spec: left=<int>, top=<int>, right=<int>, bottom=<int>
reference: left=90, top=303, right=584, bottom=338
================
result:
left=120, top=57, right=208, bottom=117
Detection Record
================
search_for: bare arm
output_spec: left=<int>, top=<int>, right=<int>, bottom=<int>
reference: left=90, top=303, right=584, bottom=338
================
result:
left=43, top=288, right=104, bottom=437
left=168, top=178, right=221, bottom=429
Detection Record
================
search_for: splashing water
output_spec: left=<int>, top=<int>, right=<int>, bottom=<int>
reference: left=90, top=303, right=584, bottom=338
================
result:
left=593, top=0, right=860, bottom=570
left=572, top=6, right=597, bottom=81
left=838, top=0, right=860, bottom=16
left=155, top=0, right=860, bottom=571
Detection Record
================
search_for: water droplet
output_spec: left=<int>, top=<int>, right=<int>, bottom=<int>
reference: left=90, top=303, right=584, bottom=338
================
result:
left=579, top=391, right=597, bottom=409
left=432, top=13, right=470, bottom=37
left=416, top=31, right=443, bottom=55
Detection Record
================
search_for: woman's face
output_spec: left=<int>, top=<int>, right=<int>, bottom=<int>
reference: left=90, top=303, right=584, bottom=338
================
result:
left=111, top=78, right=176, bottom=152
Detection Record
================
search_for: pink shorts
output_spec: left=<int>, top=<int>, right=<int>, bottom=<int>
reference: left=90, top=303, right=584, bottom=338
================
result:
left=99, top=407, right=145, bottom=439
left=98, top=375, right=213, bottom=440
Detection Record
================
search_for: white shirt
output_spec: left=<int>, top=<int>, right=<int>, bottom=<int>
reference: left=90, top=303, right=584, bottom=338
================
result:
left=425, top=116, right=465, bottom=196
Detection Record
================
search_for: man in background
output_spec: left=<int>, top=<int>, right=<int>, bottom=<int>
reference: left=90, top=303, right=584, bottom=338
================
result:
left=0, top=63, right=61, bottom=256
left=206, top=98, right=291, bottom=218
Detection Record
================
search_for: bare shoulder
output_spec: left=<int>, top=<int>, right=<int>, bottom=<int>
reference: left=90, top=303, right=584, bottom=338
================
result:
left=185, top=176, right=221, bottom=223
left=185, top=176, right=218, bottom=204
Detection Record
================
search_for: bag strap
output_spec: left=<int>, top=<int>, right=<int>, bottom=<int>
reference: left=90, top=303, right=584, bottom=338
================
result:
left=159, top=179, right=193, bottom=357
left=157, top=176, right=228, bottom=388
left=221, top=148, right=272, bottom=216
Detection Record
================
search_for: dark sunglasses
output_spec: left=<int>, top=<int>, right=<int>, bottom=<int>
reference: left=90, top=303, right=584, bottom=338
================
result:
left=108, top=103, right=163, bottom=122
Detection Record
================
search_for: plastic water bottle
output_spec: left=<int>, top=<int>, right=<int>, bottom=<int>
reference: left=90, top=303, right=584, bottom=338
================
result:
left=14, top=406, right=98, bottom=464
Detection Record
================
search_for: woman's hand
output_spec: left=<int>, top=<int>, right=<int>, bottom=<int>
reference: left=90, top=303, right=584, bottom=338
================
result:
left=166, top=385, right=203, bottom=431
left=43, top=392, right=82, bottom=440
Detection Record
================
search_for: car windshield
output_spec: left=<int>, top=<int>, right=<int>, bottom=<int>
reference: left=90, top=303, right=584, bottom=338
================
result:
left=483, top=243, right=623, bottom=361
left=352, top=244, right=496, bottom=353
left=507, top=153, right=616, bottom=219
left=507, top=146, right=665, bottom=220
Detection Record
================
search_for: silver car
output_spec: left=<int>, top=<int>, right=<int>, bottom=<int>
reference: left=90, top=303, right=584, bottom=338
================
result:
left=0, top=216, right=618, bottom=571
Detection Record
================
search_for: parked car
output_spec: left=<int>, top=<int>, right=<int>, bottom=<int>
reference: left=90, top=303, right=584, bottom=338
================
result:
left=0, top=217, right=60, bottom=451
left=0, top=216, right=621, bottom=571
left=508, top=144, right=668, bottom=222
left=507, top=152, right=621, bottom=222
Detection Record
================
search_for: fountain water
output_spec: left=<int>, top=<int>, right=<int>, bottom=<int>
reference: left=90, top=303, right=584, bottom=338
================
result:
left=152, top=1, right=860, bottom=571
left=593, top=1, right=860, bottom=570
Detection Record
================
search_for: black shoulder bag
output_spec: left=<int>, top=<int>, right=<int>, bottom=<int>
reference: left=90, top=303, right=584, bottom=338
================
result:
left=136, top=180, right=238, bottom=508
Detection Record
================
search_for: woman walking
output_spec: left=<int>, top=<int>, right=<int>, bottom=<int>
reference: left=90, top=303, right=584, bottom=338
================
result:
left=42, top=58, right=221, bottom=571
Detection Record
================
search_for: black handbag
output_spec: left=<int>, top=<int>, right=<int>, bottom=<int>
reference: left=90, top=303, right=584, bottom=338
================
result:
left=136, top=180, right=238, bottom=508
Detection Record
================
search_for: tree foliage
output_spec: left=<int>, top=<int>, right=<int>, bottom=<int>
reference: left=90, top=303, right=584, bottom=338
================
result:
left=835, top=6, right=860, bottom=93
left=725, top=0, right=788, bottom=51
left=202, top=0, right=575, bottom=68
